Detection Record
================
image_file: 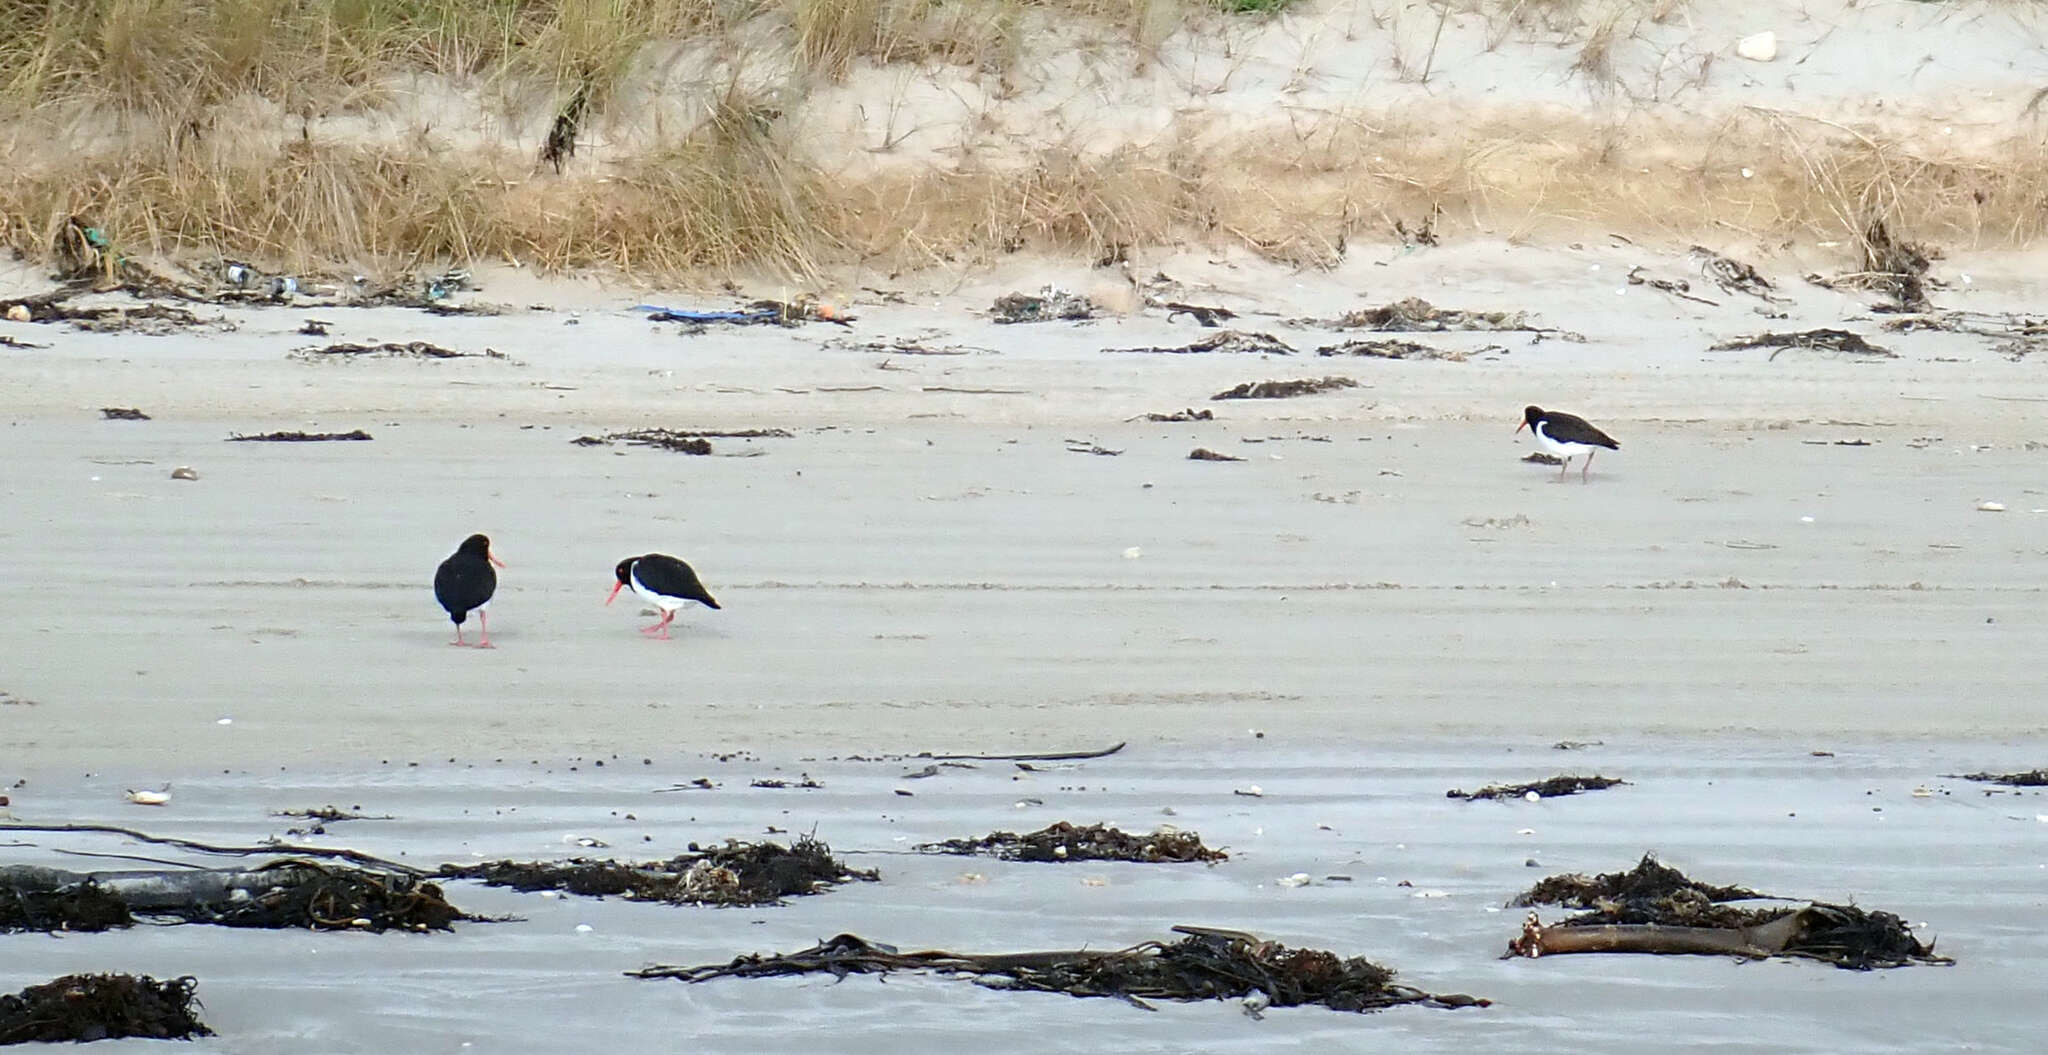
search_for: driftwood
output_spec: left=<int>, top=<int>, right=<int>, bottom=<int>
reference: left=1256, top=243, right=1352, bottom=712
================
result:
left=1507, top=903, right=1949, bottom=970
left=0, top=822, right=422, bottom=874
left=632, top=928, right=1489, bottom=1014
left=925, top=742, right=1126, bottom=762
left=0, top=860, right=472, bottom=932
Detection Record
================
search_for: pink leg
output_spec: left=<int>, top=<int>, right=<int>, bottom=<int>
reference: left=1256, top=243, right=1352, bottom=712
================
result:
left=643, top=609, right=675, bottom=640
left=1557, top=458, right=1569, bottom=481
left=1582, top=449, right=1596, bottom=482
left=451, top=624, right=466, bottom=646
left=475, top=610, right=494, bottom=649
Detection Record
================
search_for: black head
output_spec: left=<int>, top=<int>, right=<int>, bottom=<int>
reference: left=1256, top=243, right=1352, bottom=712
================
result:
left=1522, top=405, right=1546, bottom=425
left=458, top=533, right=492, bottom=557
left=613, top=557, right=637, bottom=585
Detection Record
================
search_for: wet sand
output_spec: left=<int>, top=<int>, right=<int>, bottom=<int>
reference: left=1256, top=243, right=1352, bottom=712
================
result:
left=3, top=742, right=2044, bottom=1053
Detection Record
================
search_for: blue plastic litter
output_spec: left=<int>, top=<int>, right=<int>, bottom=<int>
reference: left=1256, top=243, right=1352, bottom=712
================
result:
left=635, top=304, right=781, bottom=323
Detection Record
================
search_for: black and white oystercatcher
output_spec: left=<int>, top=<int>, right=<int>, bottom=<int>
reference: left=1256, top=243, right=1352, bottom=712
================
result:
left=1517, top=405, right=1619, bottom=482
left=606, top=554, right=720, bottom=639
left=434, top=534, right=505, bottom=647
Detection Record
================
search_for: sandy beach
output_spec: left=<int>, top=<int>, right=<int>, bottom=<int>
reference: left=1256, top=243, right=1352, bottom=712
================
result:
left=4, top=234, right=2046, bottom=1049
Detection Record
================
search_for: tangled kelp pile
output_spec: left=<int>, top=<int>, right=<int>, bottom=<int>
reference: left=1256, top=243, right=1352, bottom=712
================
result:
left=1211, top=376, right=1358, bottom=400
left=1105, top=331, right=1295, bottom=355
left=1948, top=768, right=2048, bottom=787
left=571, top=427, right=793, bottom=455
left=290, top=341, right=504, bottom=361
left=225, top=429, right=374, bottom=442
left=1509, top=855, right=1948, bottom=970
left=0, top=883, right=133, bottom=933
left=1448, top=775, right=1629, bottom=801
left=0, top=861, right=470, bottom=933
left=633, top=928, right=1488, bottom=1014
left=918, top=821, right=1226, bottom=863
left=0, top=974, right=213, bottom=1044
left=1315, top=338, right=1477, bottom=360
left=439, top=836, right=876, bottom=907
left=991, top=287, right=1096, bottom=324
left=1299, top=297, right=1563, bottom=335
left=1710, top=329, right=1895, bottom=359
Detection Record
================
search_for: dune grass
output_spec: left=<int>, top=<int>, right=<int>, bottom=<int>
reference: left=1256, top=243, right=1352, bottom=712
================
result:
left=0, top=0, right=2038, bottom=282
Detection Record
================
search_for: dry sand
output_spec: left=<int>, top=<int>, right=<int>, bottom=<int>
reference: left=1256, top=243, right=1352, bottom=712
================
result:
left=3, top=238, right=2046, bottom=1049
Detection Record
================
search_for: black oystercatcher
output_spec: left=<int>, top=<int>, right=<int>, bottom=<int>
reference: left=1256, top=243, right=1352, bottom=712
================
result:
left=606, top=554, right=720, bottom=639
left=1517, top=405, right=1619, bottom=482
left=434, top=533, right=505, bottom=647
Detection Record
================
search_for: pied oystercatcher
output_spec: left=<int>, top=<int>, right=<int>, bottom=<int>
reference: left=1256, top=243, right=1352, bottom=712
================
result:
left=607, top=554, right=721, bottom=639
left=1517, top=405, right=1619, bottom=482
left=434, top=533, right=505, bottom=647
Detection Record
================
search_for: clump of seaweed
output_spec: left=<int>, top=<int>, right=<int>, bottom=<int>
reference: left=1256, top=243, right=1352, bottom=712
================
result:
left=1447, top=775, right=1628, bottom=801
left=0, top=974, right=214, bottom=1043
left=1211, top=376, right=1357, bottom=400
left=0, top=861, right=472, bottom=933
left=1947, top=768, right=2048, bottom=786
left=1508, top=855, right=1949, bottom=970
left=1104, top=331, right=1294, bottom=355
left=1710, top=329, right=1895, bottom=360
left=918, top=821, right=1226, bottom=863
left=440, top=836, right=876, bottom=907
left=0, top=884, right=133, bottom=933
left=632, top=928, right=1489, bottom=1013
left=225, top=429, right=373, bottom=442
left=991, top=286, right=1096, bottom=323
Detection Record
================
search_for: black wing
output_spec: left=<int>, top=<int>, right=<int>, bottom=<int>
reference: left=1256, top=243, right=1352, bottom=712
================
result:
left=1545, top=412, right=1619, bottom=449
left=636, top=554, right=720, bottom=610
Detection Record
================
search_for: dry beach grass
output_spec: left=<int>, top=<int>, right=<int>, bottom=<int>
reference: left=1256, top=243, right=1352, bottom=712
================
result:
left=3, top=0, right=2046, bottom=279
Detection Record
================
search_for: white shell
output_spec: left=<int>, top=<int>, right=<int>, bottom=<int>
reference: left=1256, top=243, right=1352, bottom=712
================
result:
left=1736, top=31, right=1778, bottom=62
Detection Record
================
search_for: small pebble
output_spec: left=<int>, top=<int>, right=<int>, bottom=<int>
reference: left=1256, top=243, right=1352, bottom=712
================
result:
left=1978, top=501, right=2006, bottom=512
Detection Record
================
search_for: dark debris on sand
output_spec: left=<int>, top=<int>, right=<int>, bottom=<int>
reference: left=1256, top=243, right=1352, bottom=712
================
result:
left=1688, top=246, right=1786, bottom=303
left=1710, top=329, right=1895, bottom=359
left=0, top=974, right=214, bottom=1044
left=226, top=429, right=373, bottom=442
left=1316, top=338, right=1483, bottom=361
left=1295, top=296, right=1574, bottom=338
left=291, top=341, right=504, bottom=360
left=1949, top=768, right=2048, bottom=786
left=1509, top=854, right=1947, bottom=970
left=1513, top=854, right=1765, bottom=921
left=1105, top=330, right=1294, bottom=355
left=1161, top=302, right=1238, bottom=326
left=918, top=821, right=1227, bottom=863
left=1136, top=408, right=1213, bottom=422
left=1188, top=447, right=1244, bottom=461
left=991, top=287, right=1096, bottom=324
left=1211, top=376, right=1358, bottom=400
left=99, top=406, right=150, bottom=420
left=439, top=836, right=876, bottom=907
left=0, top=861, right=472, bottom=933
left=632, top=928, right=1489, bottom=1014
left=0, top=884, right=133, bottom=933
left=1447, top=775, right=1628, bottom=801
left=572, top=427, right=793, bottom=455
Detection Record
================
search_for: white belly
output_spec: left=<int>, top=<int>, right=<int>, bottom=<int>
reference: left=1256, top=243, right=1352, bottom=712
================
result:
left=1534, top=422, right=1599, bottom=459
left=630, top=569, right=686, bottom=611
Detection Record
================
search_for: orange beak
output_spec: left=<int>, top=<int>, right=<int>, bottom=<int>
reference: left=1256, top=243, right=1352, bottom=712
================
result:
left=1514, top=420, right=1527, bottom=434
left=604, top=581, right=625, bottom=605
left=489, top=550, right=507, bottom=569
